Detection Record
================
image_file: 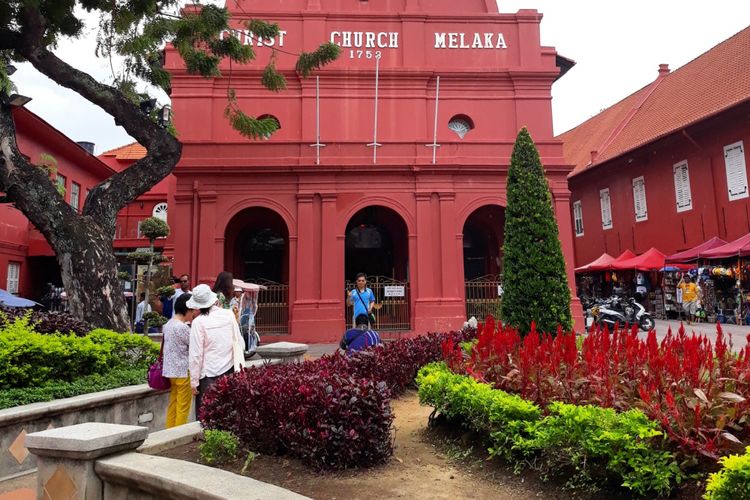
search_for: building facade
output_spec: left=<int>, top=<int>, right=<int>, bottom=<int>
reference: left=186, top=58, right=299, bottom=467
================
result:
left=564, top=28, right=750, bottom=267
left=165, top=0, right=582, bottom=341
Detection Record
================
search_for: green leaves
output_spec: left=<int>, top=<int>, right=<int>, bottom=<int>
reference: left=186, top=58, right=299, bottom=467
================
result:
left=296, top=42, right=341, bottom=78
left=501, top=127, right=572, bottom=334
left=200, top=430, right=240, bottom=465
left=705, top=447, right=750, bottom=499
left=139, top=216, right=169, bottom=241
left=417, top=363, right=682, bottom=496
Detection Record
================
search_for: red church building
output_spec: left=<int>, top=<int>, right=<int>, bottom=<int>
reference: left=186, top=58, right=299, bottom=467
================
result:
left=164, top=0, right=582, bottom=341
left=564, top=27, right=750, bottom=268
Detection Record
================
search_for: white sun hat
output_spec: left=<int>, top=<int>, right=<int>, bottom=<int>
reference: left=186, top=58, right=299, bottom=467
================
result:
left=186, top=284, right=218, bottom=309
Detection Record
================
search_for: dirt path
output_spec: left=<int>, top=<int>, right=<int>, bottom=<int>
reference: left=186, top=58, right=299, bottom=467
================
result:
left=162, top=390, right=563, bottom=499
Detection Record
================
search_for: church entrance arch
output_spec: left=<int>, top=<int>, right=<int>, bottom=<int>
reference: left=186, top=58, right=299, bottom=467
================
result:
left=225, top=207, right=289, bottom=335
left=344, top=205, right=410, bottom=331
left=462, top=205, right=505, bottom=321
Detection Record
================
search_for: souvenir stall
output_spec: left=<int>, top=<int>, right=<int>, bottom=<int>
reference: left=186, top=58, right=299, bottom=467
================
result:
left=701, top=233, right=750, bottom=325
left=665, top=237, right=728, bottom=322
left=610, top=248, right=667, bottom=318
left=574, top=251, right=634, bottom=301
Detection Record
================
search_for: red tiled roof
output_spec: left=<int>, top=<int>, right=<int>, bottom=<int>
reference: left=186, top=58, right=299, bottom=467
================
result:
left=100, top=142, right=147, bottom=160
left=563, top=26, right=750, bottom=178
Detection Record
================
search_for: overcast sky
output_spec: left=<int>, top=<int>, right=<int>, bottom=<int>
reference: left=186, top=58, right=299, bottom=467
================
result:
left=10, top=1, right=750, bottom=153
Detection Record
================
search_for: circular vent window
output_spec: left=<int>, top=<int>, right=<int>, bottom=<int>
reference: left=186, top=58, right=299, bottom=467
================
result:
left=152, top=202, right=168, bottom=222
left=448, top=115, right=474, bottom=139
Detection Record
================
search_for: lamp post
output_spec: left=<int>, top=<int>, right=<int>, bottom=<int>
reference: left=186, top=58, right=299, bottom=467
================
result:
left=159, top=104, right=171, bottom=127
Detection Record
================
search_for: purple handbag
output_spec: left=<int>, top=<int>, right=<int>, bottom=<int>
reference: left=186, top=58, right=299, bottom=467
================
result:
left=147, top=337, right=171, bottom=390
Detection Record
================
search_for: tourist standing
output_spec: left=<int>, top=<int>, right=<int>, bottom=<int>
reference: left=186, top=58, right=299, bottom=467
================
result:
left=346, top=273, right=375, bottom=327
left=162, top=293, right=194, bottom=427
left=678, top=274, right=700, bottom=325
left=212, top=271, right=234, bottom=310
left=134, top=292, right=151, bottom=332
left=188, top=284, right=244, bottom=416
left=174, top=274, right=191, bottom=300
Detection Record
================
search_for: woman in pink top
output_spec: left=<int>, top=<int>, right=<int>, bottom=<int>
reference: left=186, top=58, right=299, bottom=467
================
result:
left=187, top=284, right=244, bottom=416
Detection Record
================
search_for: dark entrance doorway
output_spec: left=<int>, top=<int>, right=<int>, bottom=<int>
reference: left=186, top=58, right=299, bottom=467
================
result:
left=463, top=205, right=504, bottom=320
left=344, top=206, right=410, bottom=331
left=225, top=207, right=289, bottom=334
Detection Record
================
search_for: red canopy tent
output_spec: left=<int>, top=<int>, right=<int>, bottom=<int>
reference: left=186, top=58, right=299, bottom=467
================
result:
left=575, top=253, right=615, bottom=273
left=702, top=233, right=750, bottom=259
left=606, top=250, right=637, bottom=270
left=612, top=247, right=667, bottom=271
left=666, top=236, right=728, bottom=263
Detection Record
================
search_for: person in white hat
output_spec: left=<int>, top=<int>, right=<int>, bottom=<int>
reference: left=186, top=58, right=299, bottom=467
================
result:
left=187, top=284, right=245, bottom=415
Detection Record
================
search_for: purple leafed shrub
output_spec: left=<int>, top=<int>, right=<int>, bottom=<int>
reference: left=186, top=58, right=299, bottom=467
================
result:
left=200, top=328, right=476, bottom=470
left=0, top=308, right=92, bottom=336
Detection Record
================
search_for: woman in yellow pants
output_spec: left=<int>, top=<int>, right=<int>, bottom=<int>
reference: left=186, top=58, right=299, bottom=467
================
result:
left=162, top=293, right=195, bottom=427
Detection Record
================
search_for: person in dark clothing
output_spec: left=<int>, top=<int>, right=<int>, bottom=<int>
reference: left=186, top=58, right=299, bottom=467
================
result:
left=340, top=313, right=382, bottom=353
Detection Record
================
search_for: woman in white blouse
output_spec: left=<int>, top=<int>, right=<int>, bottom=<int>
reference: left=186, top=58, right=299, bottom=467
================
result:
left=161, top=293, right=194, bottom=427
left=187, top=284, right=244, bottom=415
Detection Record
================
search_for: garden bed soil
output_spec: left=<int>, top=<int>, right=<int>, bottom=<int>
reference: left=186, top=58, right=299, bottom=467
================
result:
left=161, top=390, right=564, bottom=499
left=162, top=390, right=710, bottom=499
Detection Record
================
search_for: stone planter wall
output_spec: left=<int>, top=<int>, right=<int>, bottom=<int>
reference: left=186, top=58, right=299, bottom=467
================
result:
left=0, top=384, right=191, bottom=481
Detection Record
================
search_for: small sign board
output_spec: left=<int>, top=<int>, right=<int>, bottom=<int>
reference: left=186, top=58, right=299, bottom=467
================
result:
left=384, top=285, right=405, bottom=297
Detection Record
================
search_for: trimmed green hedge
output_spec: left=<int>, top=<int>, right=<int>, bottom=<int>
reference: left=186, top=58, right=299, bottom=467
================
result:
left=705, top=447, right=750, bottom=499
left=417, top=362, right=683, bottom=496
left=0, top=366, right=148, bottom=409
left=0, top=316, right=157, bottom=389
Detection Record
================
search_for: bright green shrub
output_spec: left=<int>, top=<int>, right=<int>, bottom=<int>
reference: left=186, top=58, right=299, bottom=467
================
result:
left=0, top=367, right=147, bottom=409
left=200, top=430, right=240, bottom=465
left=416, top=363, right=681, bottom=496
left=512, top=403, right=682, bottom=496
left=705, top=447, right=750, bottom=499
left=0, top=317, right=157, bottom=389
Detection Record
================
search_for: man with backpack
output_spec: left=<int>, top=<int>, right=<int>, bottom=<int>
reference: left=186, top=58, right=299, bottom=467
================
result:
left=340, top=314, right=381, bottom=354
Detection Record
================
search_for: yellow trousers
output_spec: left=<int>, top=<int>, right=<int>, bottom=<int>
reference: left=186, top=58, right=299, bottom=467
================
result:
left=166, top=376, right=192, bottom=428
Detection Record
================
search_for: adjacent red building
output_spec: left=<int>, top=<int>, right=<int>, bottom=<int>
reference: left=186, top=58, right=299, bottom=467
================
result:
left=0, top=108, right=115, bottom=299
left=564, top=27, right=750, bottom=268
left=0, top=115, right=170, bottom=301
left=164, top=0, right=582, bottom=341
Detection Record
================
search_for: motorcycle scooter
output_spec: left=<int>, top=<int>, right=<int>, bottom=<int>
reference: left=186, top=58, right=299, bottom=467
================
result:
left=622, top=297, right=655, bottom=331
left=590, top=297, right=627, bottom=331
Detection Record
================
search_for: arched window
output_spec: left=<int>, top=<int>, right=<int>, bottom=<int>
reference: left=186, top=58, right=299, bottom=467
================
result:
left=257, top=114, right=281, bottom=140
left=448, top=114, right=475, bottom=139
left=152, top=202, right=168, bottom=222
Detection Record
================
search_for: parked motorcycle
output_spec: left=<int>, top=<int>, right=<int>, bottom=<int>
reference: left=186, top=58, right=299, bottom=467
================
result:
left=590, top=297, right=627, bottom=331
left=622, top=297, right=655, bottom=332
left=589, top=296, right=654, bottom=332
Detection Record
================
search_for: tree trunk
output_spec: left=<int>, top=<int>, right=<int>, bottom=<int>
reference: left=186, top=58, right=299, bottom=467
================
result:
left=57, top=224, right=130, bottom=332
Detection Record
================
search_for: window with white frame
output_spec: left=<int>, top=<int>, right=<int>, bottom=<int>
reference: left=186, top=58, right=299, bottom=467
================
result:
left=724, top=141, right=749, bottom=201
left=70, top=182, right=80, bottom=211
left=673, top=160, right=693, bottom=212
left=599, top=188, right=613, bottom=229
left=573, top=200, right=584, bottom=237
left=632, top=176, right=648, bottom=222
left=56, top=174, right=66, bottom=190
left=137, top=221, right=143, bottom=239
left=7, top=262, right=20, bottom=294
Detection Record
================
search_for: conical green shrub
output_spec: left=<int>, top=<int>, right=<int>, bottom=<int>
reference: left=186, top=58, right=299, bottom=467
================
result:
left=500, top=127, right=572, bottom=334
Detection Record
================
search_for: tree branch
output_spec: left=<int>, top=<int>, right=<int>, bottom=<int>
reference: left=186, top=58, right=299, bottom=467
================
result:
left=17, top=5, right=181, bottom=223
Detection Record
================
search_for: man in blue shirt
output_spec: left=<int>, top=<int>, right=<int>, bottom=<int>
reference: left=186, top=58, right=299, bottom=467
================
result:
left=346, top=272, right=375, bottom=327
left=340, top=314, right=382, bottom=353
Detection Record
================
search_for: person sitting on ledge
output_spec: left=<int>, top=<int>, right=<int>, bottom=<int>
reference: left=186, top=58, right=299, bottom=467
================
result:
left=340, top=313, right=381, bottom=354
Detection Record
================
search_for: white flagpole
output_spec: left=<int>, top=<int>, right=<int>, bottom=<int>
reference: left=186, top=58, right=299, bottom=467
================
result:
left=425, top=75, right=441, bottom=164
left=366, top=53, right=383, bottom=164
left=309, top=75, right=325, bottom=165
